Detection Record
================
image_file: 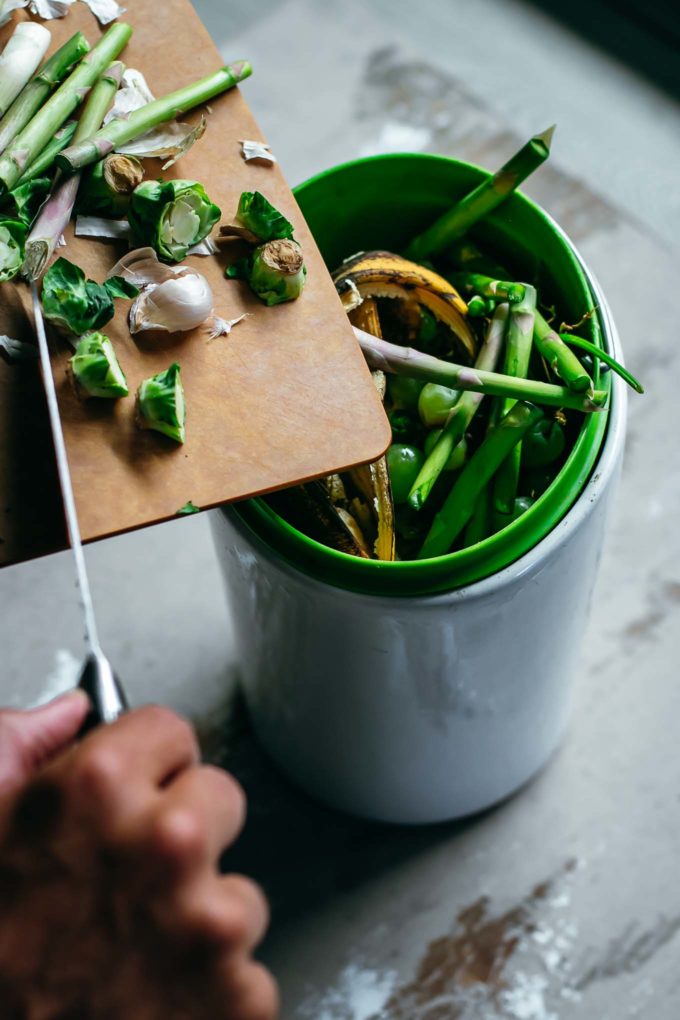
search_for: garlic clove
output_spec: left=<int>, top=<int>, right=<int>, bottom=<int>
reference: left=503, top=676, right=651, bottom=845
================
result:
left=129, top=273, right=214, bottom=335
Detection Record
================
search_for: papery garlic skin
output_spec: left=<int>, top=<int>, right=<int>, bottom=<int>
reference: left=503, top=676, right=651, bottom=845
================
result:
left=129, top=272, right=213, bottom=334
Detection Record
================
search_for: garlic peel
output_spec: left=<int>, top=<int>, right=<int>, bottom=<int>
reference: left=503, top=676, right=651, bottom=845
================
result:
left=207, top=313, right=248, bottom=339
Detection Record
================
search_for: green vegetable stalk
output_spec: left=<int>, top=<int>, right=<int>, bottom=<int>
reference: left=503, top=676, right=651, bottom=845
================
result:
left=534, top=310, right=592, bottom=392
left=522, top=416, right=566, bottom=468
left=128, top=179, right=220, bottom=263
left=0, top=22, right=51, bottom=124
left=407, top=303, right=509, bottom=511
left=418, top=402, right=545, bottom=559
left=41, top=257, right=138, bottom=336
left=466, top=295, right=495, bottom=318
left=452, top=272, right=526, bottom=304
left=354, top=327, right=608, bottom=412
left=0, top=32, right=88, bottom=158
left=404, top=125, right=555, bottom=261
left=56, top=61, right=252, bottom=173
left=492, top=284, right=537, bottom=515
left=70, top=332, right=128, bottom=398
left=25, top=61, right=126, bottom=280
left=247, top=238, right=307, bottom=306
left=15, top=120, right=77, bottom=185
left=136, top=363, right=186, bottom=444
left=559, top=332, right=644, bottom=393
left=0, top=217, right=26, bottom=282
left=462, top=489, right=491, bottom=547
left=77, top=152, right=144, bottom=218
left=0, top=23, right=132, bottom=196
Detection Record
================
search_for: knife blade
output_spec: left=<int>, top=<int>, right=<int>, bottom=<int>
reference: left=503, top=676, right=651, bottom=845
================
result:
left=31, top=282, right=128, bottom=727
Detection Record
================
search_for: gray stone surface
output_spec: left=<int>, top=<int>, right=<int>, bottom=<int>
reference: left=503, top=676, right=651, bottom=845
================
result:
left=1, top=0, right=679, bottom=1016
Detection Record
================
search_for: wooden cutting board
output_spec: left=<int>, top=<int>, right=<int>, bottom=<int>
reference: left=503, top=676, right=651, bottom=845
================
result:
left=0, top=0, right=390, bottom=567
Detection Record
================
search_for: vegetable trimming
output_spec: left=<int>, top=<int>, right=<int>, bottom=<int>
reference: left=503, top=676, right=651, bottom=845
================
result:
left=70, top=331, right=128, bottom=398
left=0, top=31, right=88, bottom=157
left=56, top=61, right=253, bottom=172
left=0, top=22, right=51, bottom=124
left=25, top=60, right=126, bottom=279
left=41, top=257, right=138, bottom=336
left=0, top=22, right=132, bottom=196
left=136, top=363, right=186, bottom=444
left=128, top=179, right=220, bottom=263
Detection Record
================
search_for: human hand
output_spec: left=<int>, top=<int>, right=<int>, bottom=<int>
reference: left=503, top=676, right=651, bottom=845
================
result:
left=0, top=697, right=277, bottom=1020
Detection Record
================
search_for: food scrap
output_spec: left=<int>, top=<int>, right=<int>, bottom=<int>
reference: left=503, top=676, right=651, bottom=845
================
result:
left=69, top=330, right=128, bottom=398
left=136, top=362, right=185, bottom=444
left=240, top=139, right=276, bottom=166
left=269, top=126, right=641, bottom=563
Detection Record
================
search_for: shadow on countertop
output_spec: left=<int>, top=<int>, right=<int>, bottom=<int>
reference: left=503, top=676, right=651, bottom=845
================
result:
left=212, top=690, right=481, bottom=926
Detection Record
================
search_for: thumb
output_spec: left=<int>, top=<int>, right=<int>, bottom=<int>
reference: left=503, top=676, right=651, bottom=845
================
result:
left=0, top=690, right=91, bottom=793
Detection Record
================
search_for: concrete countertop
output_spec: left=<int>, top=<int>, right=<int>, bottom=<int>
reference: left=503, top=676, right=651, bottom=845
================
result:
left=1, top=1, right=678, bottom=1016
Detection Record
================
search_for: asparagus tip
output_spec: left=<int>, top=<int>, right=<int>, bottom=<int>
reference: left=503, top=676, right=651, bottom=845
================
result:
left=229, top=60, right=253, bottom=82
left=537, top=124, right=556, bottom=148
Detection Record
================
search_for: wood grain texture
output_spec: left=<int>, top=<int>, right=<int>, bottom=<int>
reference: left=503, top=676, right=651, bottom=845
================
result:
left=0, top=0, right=390, bottom=566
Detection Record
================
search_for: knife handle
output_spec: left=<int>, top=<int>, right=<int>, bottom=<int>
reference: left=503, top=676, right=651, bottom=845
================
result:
left=78, top=651, right=129, bottom=734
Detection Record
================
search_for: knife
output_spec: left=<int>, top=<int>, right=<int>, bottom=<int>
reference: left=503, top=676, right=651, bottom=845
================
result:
left=31, top=282, right=128, bottom=729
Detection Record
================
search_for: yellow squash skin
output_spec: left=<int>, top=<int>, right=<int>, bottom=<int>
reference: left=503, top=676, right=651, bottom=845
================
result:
left=333, top=250, right=477, bottom=360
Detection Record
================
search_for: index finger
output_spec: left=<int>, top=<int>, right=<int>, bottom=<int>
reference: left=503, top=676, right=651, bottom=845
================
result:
left=77, top=705, right=200, bottom=792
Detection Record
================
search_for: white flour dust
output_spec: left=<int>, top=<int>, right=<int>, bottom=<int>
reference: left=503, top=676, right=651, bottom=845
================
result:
left=360, top=121, right=431, bottom=157
left=30, top=648, right=81, bottom=707
left=300, top=963, right=396, bottom=1020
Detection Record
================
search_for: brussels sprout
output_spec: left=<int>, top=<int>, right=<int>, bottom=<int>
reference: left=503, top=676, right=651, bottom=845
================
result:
left=78, top=154, right=145, bottom=218
left=41, top=257, right=139, bottom=336
left=3, top=177, right=50, bottom=226
left=418, top=382, right=460, bottom=427
left=128, top=179, right=220, bottom=263
left=136, top=362, right=186, bottom=444
left=0, top=218, right=26, bottom=282
left=235, top=191, right=293, bottom=243
left=386, top=444, right=425, bottom=504
left=70, top=332, right=128, bottom=399
left=248, top=238, right=306, bottom=306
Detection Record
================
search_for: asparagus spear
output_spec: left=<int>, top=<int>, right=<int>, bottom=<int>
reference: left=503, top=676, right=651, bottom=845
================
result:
left=353, top=327, right=608, bottom=412
left=559, top=332, right=643, bottom=393
left=534, top=309, right=592, bottom=392
left=463, top=489, right=491, bottom=547
left=56, top=61, right=252, bottom=173
left=24, top=61, right=125, bottom=280
left=492, top=285, right=537, bottom=515
left=0, top=32, right=88, bottom=158
left=0, top=22, right=51, bottom=122
left=418, top=402, right=545, bottom=559
left=407, top=304, right=509, bottom=511
left=0, top=23, right=132, bottom=197
left=404, top=126, right=555, bottom=262
left=452, top=271, right=526, bottom=304
left=14, top=120, right=77, bottom=185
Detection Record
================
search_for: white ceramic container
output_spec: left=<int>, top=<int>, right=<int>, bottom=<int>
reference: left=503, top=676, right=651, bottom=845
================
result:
left=211, top=268, right=626, bottom=825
